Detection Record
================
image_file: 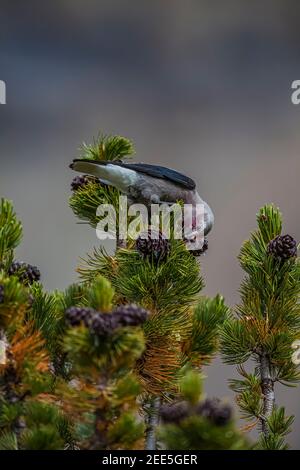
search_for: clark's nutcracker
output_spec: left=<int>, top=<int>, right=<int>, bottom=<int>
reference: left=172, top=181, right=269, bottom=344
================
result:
left=70, top=159, right=214, bottom=250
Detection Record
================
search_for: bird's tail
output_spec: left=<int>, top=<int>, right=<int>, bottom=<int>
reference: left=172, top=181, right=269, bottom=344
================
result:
left=69, top=159, right=138, bottom=191
left=69, top=159, right=108, bottom=174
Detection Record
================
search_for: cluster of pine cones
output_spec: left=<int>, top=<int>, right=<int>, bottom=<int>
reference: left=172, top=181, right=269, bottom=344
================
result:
left=8, top=261, right=41, bottom=285
left=71, top=175, right=98, bottom=192
left=160, top=398, right=232, bottom=427
left=0, top=262, right=41, bottom=305
left=65, top=303, right=149, bottom=337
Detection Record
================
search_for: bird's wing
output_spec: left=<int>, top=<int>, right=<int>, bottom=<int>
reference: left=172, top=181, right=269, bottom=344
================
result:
left=118, top=162, right=196, bottom=190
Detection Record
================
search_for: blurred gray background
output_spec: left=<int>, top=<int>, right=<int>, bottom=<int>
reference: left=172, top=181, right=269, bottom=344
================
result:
left=1, top=0, right=300, bottom=448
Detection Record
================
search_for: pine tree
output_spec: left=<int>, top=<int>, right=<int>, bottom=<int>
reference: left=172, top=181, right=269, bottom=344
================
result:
left=0, top=199, right=70, bottom=450
left=221, top=205, right=300, bottom=449
left=67, top=134, right=239, bottom=449
left=3, top=135, right=293, bottom=451
left=0, top=197, right=147, bottom=450
left=56, top=275, right=147, bottom=450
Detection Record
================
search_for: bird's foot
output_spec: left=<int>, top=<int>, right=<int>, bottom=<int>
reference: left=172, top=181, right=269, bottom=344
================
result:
left=189, top=238, right=208, bottom=257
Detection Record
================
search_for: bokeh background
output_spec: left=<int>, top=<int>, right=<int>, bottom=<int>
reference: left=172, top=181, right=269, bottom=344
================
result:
left=1, top=0, right=300, bottom=447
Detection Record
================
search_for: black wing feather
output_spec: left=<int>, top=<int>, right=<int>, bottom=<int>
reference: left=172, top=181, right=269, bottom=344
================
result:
left=120, top=163, right=196, bottom=190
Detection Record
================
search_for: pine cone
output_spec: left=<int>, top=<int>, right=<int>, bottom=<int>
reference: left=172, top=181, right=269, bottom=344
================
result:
left=71, top=175, right=97, bottom=192
left=8, top=261, right=41, bottom=285
left=113, top=303, right=150, bottom=327
left=212, top=403, right=232, bottom=426
left=0, top=285, right=4, bottom=304
left=197, top=398, right=232, bottom=426
left=160, top=402, right=190, bottom=424
left=267, top=234, right=297, bottom=261
left=89, top=313, right=119, bottom=337
left=135, top=230, right=170, bottom=263
left=65, top=306, right=96, bottom=327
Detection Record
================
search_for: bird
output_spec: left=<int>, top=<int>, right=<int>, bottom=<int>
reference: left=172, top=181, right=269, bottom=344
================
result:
left=69, top=159, right=214, bottom=252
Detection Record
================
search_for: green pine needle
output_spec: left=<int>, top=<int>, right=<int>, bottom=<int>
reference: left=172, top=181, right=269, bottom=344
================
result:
left=80, top=134, right=135, bottom=162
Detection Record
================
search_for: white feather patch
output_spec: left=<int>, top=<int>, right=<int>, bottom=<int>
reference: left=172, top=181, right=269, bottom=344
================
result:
left=72, top=162, right=138, bottom=192
left=104, top=164, right=138, bottom=191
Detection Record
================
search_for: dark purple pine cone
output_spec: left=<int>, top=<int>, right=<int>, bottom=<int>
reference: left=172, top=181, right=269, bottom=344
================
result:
left=113, top=303, right=150, bottom=327
left=8, top=261, right=41, bottom=285
left=160, top=402, right=190, bottom=424
left=89, top=312, right=119, bottom=337
left=0, top=284, right=4, bottom=304
left=71, top=175, right=97, bottom=192
left=135, top=229, right=170, bottom=263
left=210, top=403, right=232, bottom=426
left=65, top=306, right=96, bottom=327
left=197, top=398, right=232, bottom=426
left=267, top=234, right=297, bottom=261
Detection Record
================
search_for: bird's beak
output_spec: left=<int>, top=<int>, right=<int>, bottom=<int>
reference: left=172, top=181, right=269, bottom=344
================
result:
left=69, top=162, right=75, bottom=170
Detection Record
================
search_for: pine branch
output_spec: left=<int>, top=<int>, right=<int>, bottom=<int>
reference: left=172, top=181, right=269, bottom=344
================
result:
left=182, top=295, right=229, bottom=365
left=145, top=397, right=161, bottom=450
left=259, top=353, right=275, bottom=435
left=0, top=198, right=22, bottom=266
left=116, top=237, right=127, bottom=250
left=80, top=134, right=135, bottom=162
left=221, top=204, right=300, bottom=448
